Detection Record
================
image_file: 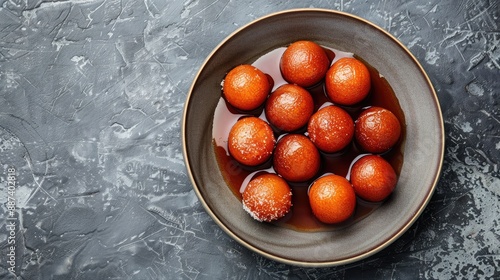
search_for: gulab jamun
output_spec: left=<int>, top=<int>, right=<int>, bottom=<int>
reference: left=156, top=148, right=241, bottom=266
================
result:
left=242, top=173, right=292, bottom=222
left=265, top=84, right=314, bottom=132
left=325, top=57, right=371, bottom=106
left=349, top=154, right=397, bottom=202
left=355, top=106, right=401, bottom=153
left=307, top=105, right=354, bottom=153
left=308, top=174, right=356, bottom=224
left=273, top=134, right=320, bottom=182
left=222, top=64, right=272, bottom=111
left=280, top=40, right=330, bottom=88
left=228, top=117, right=275, bottom=166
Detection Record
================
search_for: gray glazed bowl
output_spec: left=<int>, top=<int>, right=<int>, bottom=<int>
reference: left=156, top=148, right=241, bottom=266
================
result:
left=182, top=9, right=444, bottom=267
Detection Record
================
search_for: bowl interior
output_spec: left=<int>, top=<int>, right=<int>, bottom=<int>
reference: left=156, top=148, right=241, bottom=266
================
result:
left=183, top=9, right=444, bottom=267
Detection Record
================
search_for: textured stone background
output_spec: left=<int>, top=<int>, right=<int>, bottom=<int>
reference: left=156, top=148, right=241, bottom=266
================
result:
left=0, top=0, right=498, bottom=279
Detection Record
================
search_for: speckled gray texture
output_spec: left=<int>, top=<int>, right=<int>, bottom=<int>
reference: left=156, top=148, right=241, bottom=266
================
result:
left=0, top=0, right=498, bottom=279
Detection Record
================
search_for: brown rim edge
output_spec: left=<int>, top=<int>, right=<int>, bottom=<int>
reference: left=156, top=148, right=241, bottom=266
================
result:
left=181, top=8, right=446, bottom=267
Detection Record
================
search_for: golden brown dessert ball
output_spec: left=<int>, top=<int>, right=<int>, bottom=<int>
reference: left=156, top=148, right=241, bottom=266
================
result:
left=325, top=57, right=371, bottom=106
left=354, top=106, right=401, bottom=153
left=228, top=117, right=275, bottom=166
left=242, top=173, right=292, bottom=222
left=350, top=155, right=397, bottom=202
left=280, top=40, right=330, bottom=88
left=309, top=174, right=356, bottom=224
left=273, top=134, right=320, bottom=182
left=265, top=84, right=314, bottom=132
left=307, top=105, right=354, bottom=153
left=222, top=64, right=272, bottom=111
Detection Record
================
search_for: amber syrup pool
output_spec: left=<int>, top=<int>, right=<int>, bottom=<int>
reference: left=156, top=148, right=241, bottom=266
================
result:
left=212, top=46, right=406, bottom=232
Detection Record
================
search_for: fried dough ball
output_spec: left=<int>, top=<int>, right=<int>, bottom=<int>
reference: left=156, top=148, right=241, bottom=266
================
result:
left=242, top=173, right=292, bottom=222
left=265, top=84, right=314, bottom=132
left=223, top=64, right=272, bottom=111
left=350, top=155, right=397, bottom=202
left=228, top=117, right=275, bottom=166
left=309, top=174, right=356, bottom=224
left=280, top=40, right=330, bottom=88
left=307, top=105, right=354, bottom=153
left=325, top=57, right=371, bottom=106
left=355, top=106, right=401, bottom=153
left=273, top=134, right=320, bottom=182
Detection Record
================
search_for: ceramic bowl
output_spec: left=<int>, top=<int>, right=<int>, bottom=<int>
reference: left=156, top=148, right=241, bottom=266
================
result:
left=182, top=8, right=444, bottom=267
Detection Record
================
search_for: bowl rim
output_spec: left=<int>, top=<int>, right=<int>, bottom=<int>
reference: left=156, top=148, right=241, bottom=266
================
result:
left=182, top=8, right=445, bottom=267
